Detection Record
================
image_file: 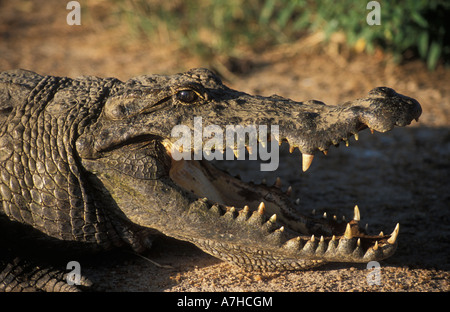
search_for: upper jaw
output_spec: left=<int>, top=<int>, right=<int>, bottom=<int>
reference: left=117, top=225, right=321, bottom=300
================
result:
left=275, top=87, right=421, bottom=154
left=160, top=86, right=421, bottom=173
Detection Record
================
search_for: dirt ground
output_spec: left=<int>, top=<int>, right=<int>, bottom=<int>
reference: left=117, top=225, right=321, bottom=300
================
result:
left=0, top=1, right=449, bottom=292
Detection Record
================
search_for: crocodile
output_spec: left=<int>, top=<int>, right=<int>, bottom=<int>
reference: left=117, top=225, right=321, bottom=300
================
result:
left=0, top=68, right=421, bottom=291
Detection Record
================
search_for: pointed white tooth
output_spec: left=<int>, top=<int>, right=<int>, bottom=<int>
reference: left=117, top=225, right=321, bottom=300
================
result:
left=269, top=214, right=277, bottom=223
left=333, top=215, right=337, bottom=221
left=354, top=133, right=359, bottom=141
left=353, top=205, right=360, bottom=221
left=344, top=223, right=353, bottom=239
left=275, top=177, right=282, bottom=188
left=295, top=198, right=300, bottom=205
left=373, top=241, right=379, bottom=250
left=283, top=236, right=302, bottom=251
left=387, top=223, right=400, bottom=244
left=357, top=238, right=361, bottom=247
left=286, top=186, right=292, bottom=196
left=322, top=212, right=327, bottom=219
left=344, top=139, right=349, bottom=147
left=310, top=235, right=315, bottom=242
left=289, top=145, right=295, bottom=153
left=379, top=231, right=384, bottom=236
left=258, top=202, right=265, bottom=215
left=302, top=153, right=314, bottom=172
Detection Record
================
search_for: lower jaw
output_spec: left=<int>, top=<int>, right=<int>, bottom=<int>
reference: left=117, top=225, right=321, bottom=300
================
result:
left=190, top=236, right=325, bottom=271
left=168, top=157, right=330, bottom=236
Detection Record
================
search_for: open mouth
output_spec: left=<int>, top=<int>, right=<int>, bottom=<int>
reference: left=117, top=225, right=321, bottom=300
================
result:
left=162, top=126, right=401, bottom=270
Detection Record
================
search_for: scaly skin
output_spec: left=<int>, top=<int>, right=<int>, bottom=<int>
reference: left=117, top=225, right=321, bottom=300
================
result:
left=0, top=68, right=421, bottom=290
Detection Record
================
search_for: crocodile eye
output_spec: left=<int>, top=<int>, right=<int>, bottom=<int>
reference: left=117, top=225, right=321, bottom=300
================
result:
left=176, top=90, right=198, bottom=103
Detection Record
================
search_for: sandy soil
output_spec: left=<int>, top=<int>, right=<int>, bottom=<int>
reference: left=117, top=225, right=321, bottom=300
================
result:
left=0, top=1, right=448, bottom=292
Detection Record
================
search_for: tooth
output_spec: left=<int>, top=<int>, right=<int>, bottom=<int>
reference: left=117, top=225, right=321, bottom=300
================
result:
left=275, top=177, right=282, bottom=188
left=278, top=226, right=285, bottom=232
left=316, top=236, right=326, bottom=255
left=237, top=205, right=251, bottom=222
left=344, top=139, right=349, bottom=147
left=373, top=241, right=378, bottom=250
left=354, top=133, right=359, bottom=141
left=353, top=205, right=360, bottom=221
left=323, top=150, right=328, bottom=156
left=333, top=215, right=337, bottom=221
left=269, top=214, right=277, bottom=223
left=379, top=231, right=384, bottom=236
left=286, top=186, right=292, bottom=196
left=272, top=134, right=280, bottom=145
left=310, top=235, right=315, bottom=242
left=370, top=128, right=374, bottom=134
left=209, top=204, right=222, bottom=216
left=289, top=145, right=295, bottom=153
left=344, top=223, right=353, bottom=239
left=224, top=207, right=236, bottom=219
left=295, top=198, right=300, bottom=205
left=357, top=238, right=361, bottom=247
left=258, top=202, right=265, bottom=215
left=326, top=235, right=337, bottom=254
left=322, top=212, right=327, bottom=219
left=302, top=153, right=314, bottom=172
left=283, top=236, right=302, bottom=251
left=387, top=223, right=400, bottom=244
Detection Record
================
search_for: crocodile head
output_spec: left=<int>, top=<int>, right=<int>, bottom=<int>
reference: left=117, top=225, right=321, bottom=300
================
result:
left=78, top=68, right=421, bottom=270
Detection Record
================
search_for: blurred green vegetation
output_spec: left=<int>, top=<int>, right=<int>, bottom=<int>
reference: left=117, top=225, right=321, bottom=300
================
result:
left=113, top=0, right=449, bottom=70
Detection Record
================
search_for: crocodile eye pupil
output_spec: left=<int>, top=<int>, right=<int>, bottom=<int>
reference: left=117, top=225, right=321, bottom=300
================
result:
left=177, top=90, right=197, bottom=103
